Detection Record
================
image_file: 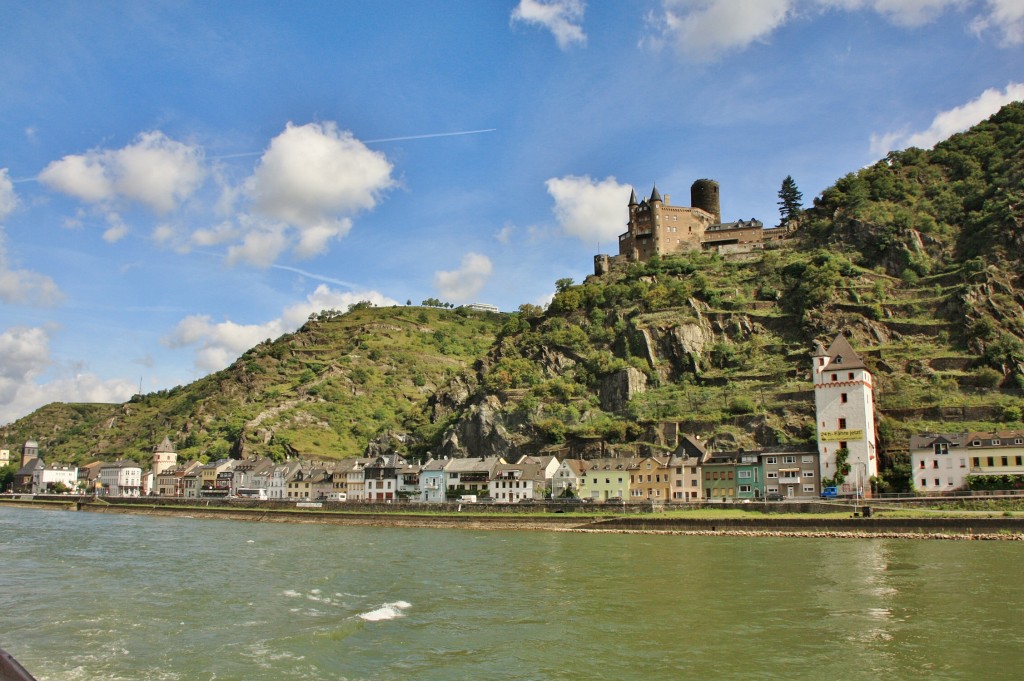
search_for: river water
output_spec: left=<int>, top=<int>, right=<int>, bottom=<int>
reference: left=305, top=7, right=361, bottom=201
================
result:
left=1, top=506, right=1021, bottom=680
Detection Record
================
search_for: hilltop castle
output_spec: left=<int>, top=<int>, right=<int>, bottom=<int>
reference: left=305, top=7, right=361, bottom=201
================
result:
left=594, top=180, right=781, bottom=275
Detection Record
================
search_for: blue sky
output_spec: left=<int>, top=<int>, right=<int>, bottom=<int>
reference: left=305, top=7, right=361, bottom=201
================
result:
left=0, top=0, right=1021, bottom=425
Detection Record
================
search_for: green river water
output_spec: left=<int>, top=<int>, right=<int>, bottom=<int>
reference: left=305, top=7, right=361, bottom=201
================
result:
left=1, top=506, right=1021, bottom=680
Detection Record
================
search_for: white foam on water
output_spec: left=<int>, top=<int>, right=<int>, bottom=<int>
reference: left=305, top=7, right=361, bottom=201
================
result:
left=359, top=600, right=411, bottom=622
left=282, top=589, right=302, bottom=598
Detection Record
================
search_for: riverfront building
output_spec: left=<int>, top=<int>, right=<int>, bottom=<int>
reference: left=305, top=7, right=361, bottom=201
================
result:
left=910, top=431, right=1024, bottom=492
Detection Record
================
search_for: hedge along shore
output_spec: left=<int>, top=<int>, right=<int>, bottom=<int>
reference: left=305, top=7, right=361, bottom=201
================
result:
left=2, top=498, right=1022, bottom=540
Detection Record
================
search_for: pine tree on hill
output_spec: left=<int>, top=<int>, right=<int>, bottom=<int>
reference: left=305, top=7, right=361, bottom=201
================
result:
left=778, top=175, right=803, bottom=228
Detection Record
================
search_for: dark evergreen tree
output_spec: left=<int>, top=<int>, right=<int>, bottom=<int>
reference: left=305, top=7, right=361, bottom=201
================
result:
left=777, top=175, right=803, bottom=227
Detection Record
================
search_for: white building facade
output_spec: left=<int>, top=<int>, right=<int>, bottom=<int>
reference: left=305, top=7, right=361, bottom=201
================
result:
left=99, top=460, right=143, bottom=497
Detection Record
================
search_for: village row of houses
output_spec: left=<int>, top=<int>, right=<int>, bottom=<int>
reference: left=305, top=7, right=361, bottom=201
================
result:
left=7, top=432, right=837, bottom=502
left=6, top=428, right=1024, bottom=502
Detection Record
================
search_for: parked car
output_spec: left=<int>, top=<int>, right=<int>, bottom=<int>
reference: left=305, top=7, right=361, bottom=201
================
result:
left=766, top=492, right=785, bottom=501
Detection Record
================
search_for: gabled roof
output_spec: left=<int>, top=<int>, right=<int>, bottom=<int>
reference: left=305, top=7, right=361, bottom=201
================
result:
left=559, top=459, right=590, bottom=476
left=822, top=333, right=867, bottom=371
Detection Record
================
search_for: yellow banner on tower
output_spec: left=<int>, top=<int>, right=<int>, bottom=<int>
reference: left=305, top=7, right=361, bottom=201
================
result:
left=819, top=429, right=863, bottom=441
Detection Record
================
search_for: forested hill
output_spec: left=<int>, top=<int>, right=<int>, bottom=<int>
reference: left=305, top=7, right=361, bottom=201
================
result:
left=4, top=103, right=1023, bottom=493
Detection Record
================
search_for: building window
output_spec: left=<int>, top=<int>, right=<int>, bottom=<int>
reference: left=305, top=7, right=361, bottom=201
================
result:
left=920, top=478, right=927, bottom=486
left=838, top=418, right=847, bottom=430
left=848, top=372, right=854, bottom=380
left=934, top=478, right=941, bottom=487
left=783, top=456, right=796, bottom=464
left=831, top=373, right=837, bottom=381
left=802, top=456, right=813, bottom=463
left=803, top=471, right=814, bottom=478
left=934, top=443, right=949, bottom=455
left=841, top=393, right=848, bottom=403
left=738, top=470, right=751, bottom=479
left=765, top=457, right=777, bottom=464
left=739, top=485, right=752, bottom=493
left=767, top=472, right=778, bottom=479
left=803, top=485, right=815, bottom=493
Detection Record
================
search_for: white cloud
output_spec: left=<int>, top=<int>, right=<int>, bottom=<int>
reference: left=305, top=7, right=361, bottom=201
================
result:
left=650, top=0, right=1017, bottom=62
left=434, top=252, right=493, bottom=301
left=649, top=0, right=792, bottom=62
left=494, top=224, right=515, bottom=245
left=545, top=175, right=630, bottom=243
left=38, top=131, right=205, bottom=214
left=240, top=121, right=394, bottom=264
left=0, top=169, right=18, bottom=222
left=511, top=0, right=587, bottom=49
left=225, top=222, right=289, bottom=268
left=102, top=212, right=129, bottom=243
left=0, top=325, right=135, bottom=425
left=971, top=0, right=1024, bottom=46
left=163, top=285, right=398, bottom=372
left=870, top=82, right=1024, bottom=154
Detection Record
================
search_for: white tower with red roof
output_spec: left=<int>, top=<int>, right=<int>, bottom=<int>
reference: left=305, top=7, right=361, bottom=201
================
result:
left=812, top=334, right=878, bottom=497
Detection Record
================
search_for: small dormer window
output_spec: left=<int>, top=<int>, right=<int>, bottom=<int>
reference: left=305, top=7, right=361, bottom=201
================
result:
left=834, top=355, right=843, bottom=364
left=972, top=440, right=981, bottom=447
left=992, top=440, right=1000, bottom=446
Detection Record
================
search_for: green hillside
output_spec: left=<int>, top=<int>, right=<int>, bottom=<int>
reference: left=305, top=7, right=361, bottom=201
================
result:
left=3, top=103, right=1023, bottom=494
left=2, top=304, right=503, bottom=464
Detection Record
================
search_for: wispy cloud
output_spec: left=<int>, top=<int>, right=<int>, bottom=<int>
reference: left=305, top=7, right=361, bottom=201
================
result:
left=648, top=0, right=1023, bottom=62
left=434, top=252, right=493, bottom=301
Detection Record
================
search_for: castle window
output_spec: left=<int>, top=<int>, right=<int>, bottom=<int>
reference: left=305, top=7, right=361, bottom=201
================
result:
left=831, top=373, right=837, bottom=381
left=841, top=393, right=848, bottom=403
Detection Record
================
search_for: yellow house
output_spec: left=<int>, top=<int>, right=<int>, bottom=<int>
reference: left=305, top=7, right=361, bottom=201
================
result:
left=629, top=456, right=672, bottom=501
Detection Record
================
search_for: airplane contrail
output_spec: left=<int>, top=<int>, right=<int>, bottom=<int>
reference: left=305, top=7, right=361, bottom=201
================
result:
left=271, top=264, right=361, bottom=289
left=365, top=128, right=496, bottom=143
left=210, top=128, right=496, bottom=160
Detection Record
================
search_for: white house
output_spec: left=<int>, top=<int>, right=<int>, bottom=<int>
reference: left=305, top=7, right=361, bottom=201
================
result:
left=99, top=460, right=143, bottom=497
left=31, top=462, right=79, bottom=494
left=812, top=334, right=878, bottom=496
left=911, top=431, right=1024, bottom=492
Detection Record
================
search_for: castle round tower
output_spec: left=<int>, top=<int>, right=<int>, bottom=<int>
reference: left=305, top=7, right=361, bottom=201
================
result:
left=812, top=334, right=878, bottom=497
left=152, top=436, right=178, bottom=478
left=690, top=179, right=721, bottom=224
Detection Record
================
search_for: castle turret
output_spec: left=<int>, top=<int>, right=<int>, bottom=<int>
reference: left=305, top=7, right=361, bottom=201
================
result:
left=690, top=179, right=721, bottom=223
left=152, top=436, right=178, bottom=478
